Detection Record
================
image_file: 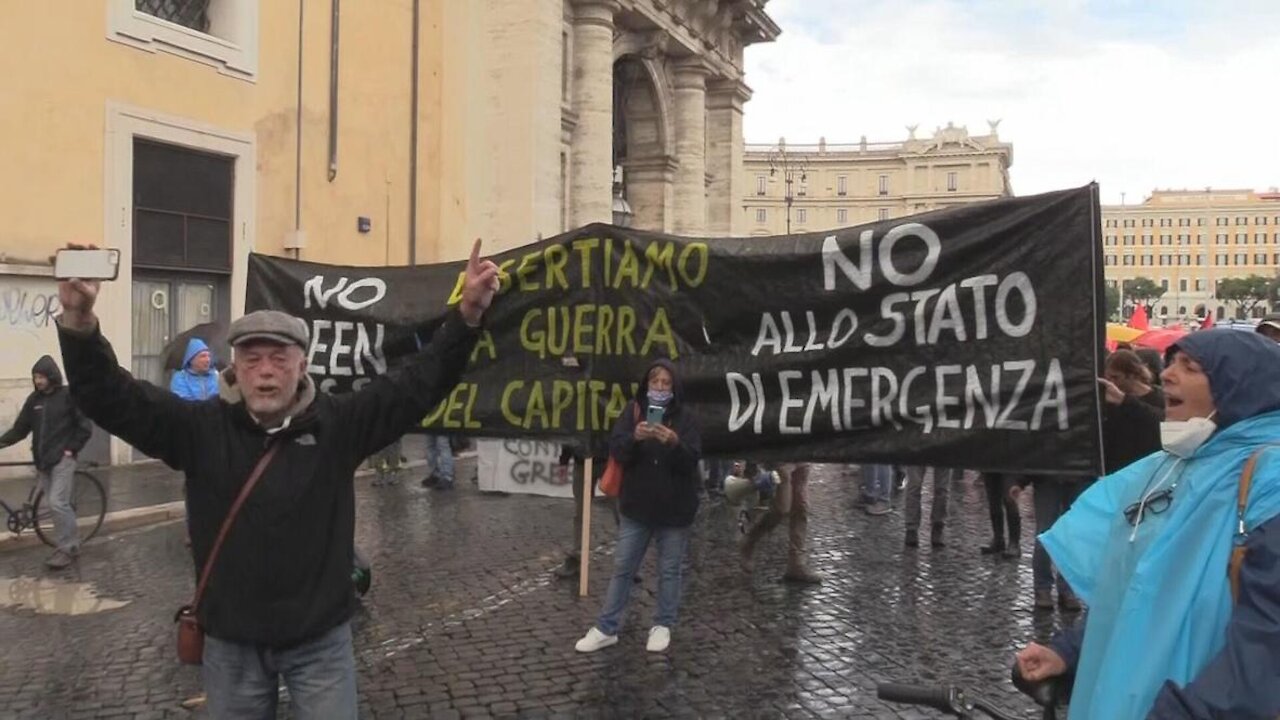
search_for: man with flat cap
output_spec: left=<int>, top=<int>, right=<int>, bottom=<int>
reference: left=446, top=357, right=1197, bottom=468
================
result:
left=54, top=241, right=500, bottom=719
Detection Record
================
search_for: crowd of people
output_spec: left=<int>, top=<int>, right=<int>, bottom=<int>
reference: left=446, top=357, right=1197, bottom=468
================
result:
left=2, top=244, right=1277, bottom=718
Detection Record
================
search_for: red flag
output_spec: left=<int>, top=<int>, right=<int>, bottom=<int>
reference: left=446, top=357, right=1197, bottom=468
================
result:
left=1129, top=304, right=1150, bottom=331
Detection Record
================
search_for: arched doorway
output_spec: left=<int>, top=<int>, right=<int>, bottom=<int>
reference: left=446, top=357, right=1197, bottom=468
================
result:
left=613, top=55, right=672, bottom=231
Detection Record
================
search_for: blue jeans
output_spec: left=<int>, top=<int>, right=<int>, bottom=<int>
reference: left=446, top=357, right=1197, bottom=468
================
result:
left=1031, top=478, right=1087, bottom=592
left=426, top=435, right=454, bottom=485
left=597, top=515, right=690, bottom=635
left=861, top=464, right=893, bottom=503
left=202, top=622, right=357, bottom=720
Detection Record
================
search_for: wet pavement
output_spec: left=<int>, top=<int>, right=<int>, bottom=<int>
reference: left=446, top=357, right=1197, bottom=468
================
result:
left=0, top=464, right=1071, bottom=719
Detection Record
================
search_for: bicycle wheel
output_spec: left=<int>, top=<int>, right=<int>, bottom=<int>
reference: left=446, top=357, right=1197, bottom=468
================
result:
left=34, top=471, right=107, bottom=548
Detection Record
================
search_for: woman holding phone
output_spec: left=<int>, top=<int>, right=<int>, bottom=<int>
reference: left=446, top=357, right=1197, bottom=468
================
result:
left=575, top=359, right=702, bottom=654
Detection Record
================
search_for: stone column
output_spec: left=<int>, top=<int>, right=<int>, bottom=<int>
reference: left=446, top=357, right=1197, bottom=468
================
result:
left=671, top=58, right=709, bottom=236
left=568, top=0, right=617, bottom=228
left=706, top=78, right=751, bottom=237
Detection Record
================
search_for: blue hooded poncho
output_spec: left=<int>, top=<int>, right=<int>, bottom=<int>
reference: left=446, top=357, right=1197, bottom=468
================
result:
left=169, top=338, right=219, bottom=401
left=1041, top=328, right=1280, bottom=718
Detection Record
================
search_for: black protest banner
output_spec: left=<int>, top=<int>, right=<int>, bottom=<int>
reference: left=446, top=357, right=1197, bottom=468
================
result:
left=247, top=185, right=1105, bottom=474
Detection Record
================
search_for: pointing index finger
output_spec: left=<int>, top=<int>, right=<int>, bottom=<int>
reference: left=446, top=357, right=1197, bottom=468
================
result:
left=468, top=238, right=483, bottom=271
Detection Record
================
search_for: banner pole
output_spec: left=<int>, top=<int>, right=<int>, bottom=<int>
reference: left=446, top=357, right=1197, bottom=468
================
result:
left=578, top=456, right=593, bottom=597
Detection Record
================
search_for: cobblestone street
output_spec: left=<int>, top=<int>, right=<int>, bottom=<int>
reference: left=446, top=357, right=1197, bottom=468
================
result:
left=0, top=464, right=1071, bottom=719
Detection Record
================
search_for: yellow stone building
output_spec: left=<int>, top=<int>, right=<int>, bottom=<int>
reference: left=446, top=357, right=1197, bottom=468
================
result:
left=741, top=122, right=1013, bottom=235
left=0, top=0, right=777, bottom=466
left=1102, top=189, right=1280, bottom=323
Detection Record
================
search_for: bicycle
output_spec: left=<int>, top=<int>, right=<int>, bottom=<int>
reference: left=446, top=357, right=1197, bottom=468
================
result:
left=877, top=663, right=1071, bottom=720
left=0, top=460, right=108, bottom=547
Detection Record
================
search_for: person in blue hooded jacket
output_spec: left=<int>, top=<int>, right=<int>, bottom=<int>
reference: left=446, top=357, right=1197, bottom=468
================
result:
left=169, top=338, right=219, bottom=401
left=1015, top=328, right=1280, bottom=719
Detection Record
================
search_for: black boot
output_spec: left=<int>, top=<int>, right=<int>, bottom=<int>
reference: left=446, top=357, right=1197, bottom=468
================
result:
left=980, top=539, right=1006, bottom=555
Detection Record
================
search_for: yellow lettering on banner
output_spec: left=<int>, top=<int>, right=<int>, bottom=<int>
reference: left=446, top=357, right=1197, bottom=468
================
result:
left=501, top=381, right=525, bottom=427
left=678, top=243, right=709, bottom=287
left=520, top=308, right=544, bottom=358
left=438, top=383, right=480, bottom=429
left=545, top=244, right=570, bottom=291
left=552, top=381, right=574, bottom=428
left=462, top=382, right=482, bottom=429
left=606, top=383, right=630, bottom=425
left=573, top=304, right=595, bottom=354
left=613, top=241, right=641, bottom=289
left=470, top=331, right=497, bottom=363
left=516, top=251, right=541, bottom=291
left=640, top=308, right=679, bottom=358
left=572, top=238, right=598, bottom=288
left=641, top=242, right=677, bottom=290
left=597, top=305, right=615, bottom=354
left=421, top=395, right=448, bottom=427
left=497, top=259, right=516, bottom=293
left=617, top=306, right=637, bottom=355
left=546, top=308, right=568, bottom=357
left=524, top=381, right=549, bottom=429
left=446, top=272, right=466, bottom=305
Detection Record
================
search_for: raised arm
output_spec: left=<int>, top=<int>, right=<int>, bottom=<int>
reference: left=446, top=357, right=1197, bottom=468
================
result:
left=55, top=250, right=198, bottom=469
left=333, top=239, right=499, bottom=459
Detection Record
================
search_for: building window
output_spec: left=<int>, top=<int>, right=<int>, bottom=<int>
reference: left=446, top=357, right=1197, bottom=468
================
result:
left=1178, top=218, right=1191, bottom=227
left=1160, top=279, right=1169, bottom=291
left=109, top=0, right=259, bottom=81
left=561, top=30, right=571, bottom=103
left=1256, top=253, right=1267, bottom=265
left=1195, top=279, right=1206, bottom=291
left=837, top=176, right=848, bottom=196
left=1274, top=253, right=1280, bottom=264
left=1236, top=233, right=1248, bottom=244
left=133, top=139, right=233, bottom=272
left=1257, top=233, right=1267, bottom=244
left=1105, top=219, right=1117, bottom=228
left=1177, top=234, right=1188, bottom=244
left=1141, top=255, right=1152, bottom=266
left=1217, top=217, right=1228, bottom=226
left=798, top=183, right=807, bottom=197
left=1159, top=218, right=1170, bottom=227
left=1123, top=256, right=1135, bottom=266
left=1179, top=279, right=1188, bottom=292
left=878, top=174, right=889, bottom=196
left=1124, top=219, right=1135, bottom=228
left=1142, top=218, right=1153, bottom=227
left=1235, top=253, right=1248, bottom=265
left=1197, top=234, right=1206, bottom=244
left=878, top=208, right=889, bottom=221
left=1123, top=235, right=1135, bottom=246
left=1104, top=235, right=1115, bottom=245
left=1196, top=217, right=1206, bottom=226
left=1237, top=217, right=1248, bottom=225
left=756, top=175, right=766, bottom=196
left=1258, top=216, right=1269, bottom=225
left=1142, top=235, right=1152, bottom=245
left=135, top=0, right=212, bottom=32
left=1216, top=233, right=1227, bottom=244
left=837, top=208, right=848, bottom=225
left=1105, top=255, right=1116, bottom=266
left=756, top=208, right=766, bottom=223
left=1160, top=234, right=1172, bottom=245
left=1196, top=254, right=1205, bottom=265
left=796, top=208, right=807, bottom=224
left=1216, top=254, right=1228, bottom=265
left=947, top=171, right=958, bottom=192
left=1157, top=255, right=1167, bottom=266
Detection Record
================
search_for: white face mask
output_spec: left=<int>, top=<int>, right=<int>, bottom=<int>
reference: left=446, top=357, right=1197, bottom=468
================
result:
left=1160, top=414, right=1217, bottom=458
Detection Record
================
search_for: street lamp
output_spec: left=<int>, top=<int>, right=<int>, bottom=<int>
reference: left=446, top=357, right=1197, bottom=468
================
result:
left=611, top=165, right=633, bottom=228
left=767, top=145, right=808, bottom=235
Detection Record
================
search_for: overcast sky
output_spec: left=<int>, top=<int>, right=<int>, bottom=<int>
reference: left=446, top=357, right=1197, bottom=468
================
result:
left=743, top=0, right=1280, bottom=204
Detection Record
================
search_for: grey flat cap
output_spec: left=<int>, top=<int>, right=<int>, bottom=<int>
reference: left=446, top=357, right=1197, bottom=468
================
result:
left=228, top=310, right=310, bottom=349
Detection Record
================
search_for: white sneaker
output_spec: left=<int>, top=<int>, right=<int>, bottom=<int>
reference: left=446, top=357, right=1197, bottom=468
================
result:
left=575, top=627, right=618, bottom=653
left=646, top=625, right=671, bottom=653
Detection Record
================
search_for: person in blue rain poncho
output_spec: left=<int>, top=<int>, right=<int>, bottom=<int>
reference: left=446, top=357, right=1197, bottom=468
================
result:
left=1015, top=328, right=1280, bottom=719
left=169, top=338, right=219, bottom=401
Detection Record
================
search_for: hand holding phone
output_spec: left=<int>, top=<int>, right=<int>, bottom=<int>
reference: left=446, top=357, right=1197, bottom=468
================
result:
left=53, top=245, right=109, bottom=331
left=646, top=405, right=666, bottom=426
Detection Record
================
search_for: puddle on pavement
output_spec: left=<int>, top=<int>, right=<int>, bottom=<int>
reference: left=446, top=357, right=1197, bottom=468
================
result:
left=0, top=576, right=130, bottom=615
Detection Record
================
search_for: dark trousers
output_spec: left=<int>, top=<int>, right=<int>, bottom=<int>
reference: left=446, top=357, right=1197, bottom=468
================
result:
left=982, top=473, right=1022, bottom=547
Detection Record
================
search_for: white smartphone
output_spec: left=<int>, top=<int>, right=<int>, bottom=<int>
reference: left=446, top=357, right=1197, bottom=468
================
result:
left=55, top=249, right=121, bottom=281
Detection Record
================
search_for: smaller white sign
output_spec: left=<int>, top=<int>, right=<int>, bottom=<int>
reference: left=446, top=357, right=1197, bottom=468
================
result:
left=476, top=438, right=602, bottom=498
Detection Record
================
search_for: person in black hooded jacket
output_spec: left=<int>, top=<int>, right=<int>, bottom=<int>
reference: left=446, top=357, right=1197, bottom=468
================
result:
left=0, top=355, right=92, bottom=569
left=575, top=359, right=702, bottom=655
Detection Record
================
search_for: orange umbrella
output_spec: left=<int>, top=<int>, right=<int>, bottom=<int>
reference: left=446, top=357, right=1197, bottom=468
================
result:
left=1133, top=327, right=1187, bottom=352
